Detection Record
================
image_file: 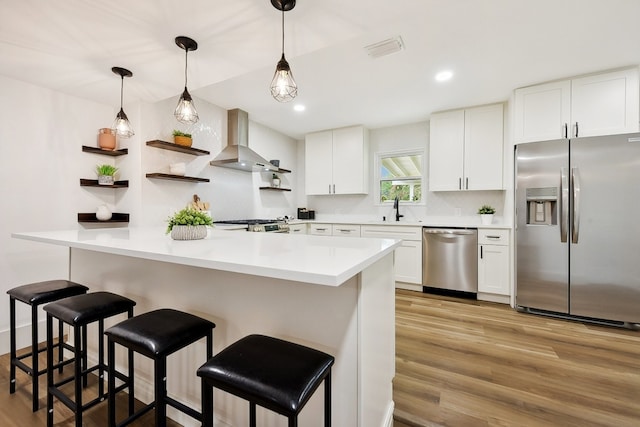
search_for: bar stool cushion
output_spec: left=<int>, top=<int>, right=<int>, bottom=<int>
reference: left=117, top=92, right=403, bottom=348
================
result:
left=105, top=308, right=216, bottom=358
left=197, top=334, right=335, bottom=416
left=8, top=280, right=89, bottom=305
left=43, top=291, right=136, bottom=326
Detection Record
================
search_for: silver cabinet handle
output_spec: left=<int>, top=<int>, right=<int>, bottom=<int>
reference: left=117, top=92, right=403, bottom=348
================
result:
left=563, top=123, right=568, bottom=139
left=465, top=177, right=469, bottom=190
left=486, top=235, right=501, bottom=239
left=459, top=178, right=462, bottom=190
left=560, top=167, right=568, bottom=243
left=571, top=167, right=580, bottom=244
left=333, top=184, right=335, bottom=194
left=575, top=121, right=579, bottom=138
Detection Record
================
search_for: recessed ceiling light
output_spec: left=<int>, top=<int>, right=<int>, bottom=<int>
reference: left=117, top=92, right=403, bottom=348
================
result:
left=435, top=70, right=453, bottom=82
left=294, top=104, right=306, bottom=112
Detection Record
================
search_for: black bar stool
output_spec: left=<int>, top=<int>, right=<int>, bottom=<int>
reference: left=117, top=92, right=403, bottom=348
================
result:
left=104, top=308, right=216, bottom=427
left=7, top=280, right=89, bottom=411
left=197, top=334, right=334, bottom=427
left=44, top=291, right=136, bottom=427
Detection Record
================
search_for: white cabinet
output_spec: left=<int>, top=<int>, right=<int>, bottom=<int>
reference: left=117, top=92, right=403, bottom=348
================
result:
left=478, top=229, right=510, bottom=301
left=429, top=103, right=504, bottom=191
left=288, top=223, right=307, bottom=234
left=514, top=67, right=639, bottom=143
left=331, top=224, right=361, bottom=237
left=361, top=225, right=422, bottom=287
left=305, top=126, right=369, bottom=195
left=309, top=223, right=332, bottom=236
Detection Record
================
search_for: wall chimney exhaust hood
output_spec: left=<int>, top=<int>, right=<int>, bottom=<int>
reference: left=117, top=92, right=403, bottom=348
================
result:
left=209, top=108, right=277, bottom=172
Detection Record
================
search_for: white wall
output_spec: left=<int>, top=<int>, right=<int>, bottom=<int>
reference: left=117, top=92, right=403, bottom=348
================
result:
left=299, top=121, right=507, bottom=222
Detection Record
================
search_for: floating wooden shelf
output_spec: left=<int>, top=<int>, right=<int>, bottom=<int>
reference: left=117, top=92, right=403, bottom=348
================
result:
left=77, top=213, right=130, bottom=223
left=146, top=140, right=210, bottom=156
left=146, top=173, right=210, bottom=183
left=80, top=179, right=129, bottom=188
left=82, top=146, right=128, bottom=156
left=259, top=186, right=291, bottom=191
left=272, top=167, right=291, bottom=174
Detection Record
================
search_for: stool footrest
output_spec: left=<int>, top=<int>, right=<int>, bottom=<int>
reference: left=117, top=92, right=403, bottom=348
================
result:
left=166, top=395, right=202, bottom=422
left=116, top=401, right=155, bottom=427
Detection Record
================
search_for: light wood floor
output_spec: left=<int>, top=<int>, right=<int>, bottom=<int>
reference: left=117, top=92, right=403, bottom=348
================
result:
left=393, top=289, right=640, bottom=427
left=2, top=290, right=639, bottom=426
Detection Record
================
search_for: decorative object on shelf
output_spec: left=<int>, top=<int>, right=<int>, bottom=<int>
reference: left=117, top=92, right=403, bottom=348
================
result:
left=272, top=173, right=281, bottom=188
left=270, top=159, right=280, bottom=167
left=96, top=164, right=118, bottom=185
left=189, top=194, right=210, bottom=211
left=166, top=207, right=213, bottom=240
left=173, top=130, right=193, bottom=147
left=478, top=204, right=496, bottom=225
left=174, top=36, right=199, bottom=124
left=96, top=204, right=112, bottom=221
left=170, top=162, right=186, bottom=176
left=111, top=67, right=135, bottom=138
left=269, top=0, right=297, bottom=102
left=98, top=128, right=116, bottom=150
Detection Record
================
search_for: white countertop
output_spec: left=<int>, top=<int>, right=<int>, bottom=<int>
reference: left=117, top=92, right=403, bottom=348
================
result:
left=12, top=228, right=401, bottom=287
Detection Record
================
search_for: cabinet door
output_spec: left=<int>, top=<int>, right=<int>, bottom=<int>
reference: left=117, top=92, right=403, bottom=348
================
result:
left=305, top=131, right=333, bottom=195
left=464, top=104, right=504, bottom=190
left=571, top=68, right=639, bottom=138
left=309, top=223, right=332, bottom=236
left=429, top=109, right=464, bottom=191
left=394, top=240, right=422, bottom=284
left=332, top=126, right=368, bottom=194
left=288, top=224, right=307, bottom=234
left=514, top=80, right=571, bottom=143
left=331, top=224, right=361, bottom=237
left=478, top=244, right=509, bottom=295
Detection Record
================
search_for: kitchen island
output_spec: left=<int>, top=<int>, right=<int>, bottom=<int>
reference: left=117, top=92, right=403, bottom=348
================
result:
left=12, top=228, right=401, bottom=427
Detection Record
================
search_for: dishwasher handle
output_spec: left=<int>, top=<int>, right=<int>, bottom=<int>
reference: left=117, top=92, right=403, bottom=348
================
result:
left=423, top=229, right=476, bottom=235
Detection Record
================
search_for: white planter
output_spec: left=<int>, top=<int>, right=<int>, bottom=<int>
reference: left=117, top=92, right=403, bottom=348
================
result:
left=480, top=214, right=494, bottom=225
left=272, top=178, right=281, bottom=188
left=96, top=204, right=112, bottom=221
left=98, top=175, right=114, bottom=185
left=170, top=225, right=208, bottom=240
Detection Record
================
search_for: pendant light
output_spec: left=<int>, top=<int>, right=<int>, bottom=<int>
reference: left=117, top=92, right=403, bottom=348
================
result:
left=174, top=36, right=199, bottom=124
left=270, top=0, right=297, bottom=102
left=111, top=67, right=134, bottom=138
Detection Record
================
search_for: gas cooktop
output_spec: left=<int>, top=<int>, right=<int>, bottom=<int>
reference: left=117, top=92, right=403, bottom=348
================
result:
left=213, top=219, right=282, bottom=225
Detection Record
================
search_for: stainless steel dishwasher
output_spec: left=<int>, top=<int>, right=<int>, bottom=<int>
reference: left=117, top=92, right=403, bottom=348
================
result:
left=423, top=228, right=478, bottom=293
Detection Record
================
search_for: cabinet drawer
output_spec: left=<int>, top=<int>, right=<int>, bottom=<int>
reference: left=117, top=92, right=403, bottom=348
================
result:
left=309, top=223, right=332, bottom=236
left=331, top=224, right=361, bottom=237
left=478, top=229, right=509, bottom=245
left=360, top=225, right=422, bottom=241
left=288, top=224, right=307, bottom=234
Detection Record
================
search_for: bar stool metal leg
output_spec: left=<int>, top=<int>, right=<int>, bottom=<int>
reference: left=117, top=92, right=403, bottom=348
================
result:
left=31, top=303, right=39, bottom=412
left=9, top=297, right=16, bottom=395
left=46, top=314, right=54, bottom=427
left=325, top=372, right=331, bottom=427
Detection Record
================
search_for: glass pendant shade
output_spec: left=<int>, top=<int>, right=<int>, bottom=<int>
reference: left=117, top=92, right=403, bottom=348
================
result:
left=270, top=54, right=297, bottom=102
left=113, top=108, right=134, bottom=138
left=111, top=67, right=134, bottom=138
left=270, top=0, right=297, bottom=102
left=175, top=36, right=199, bottom=124
left=174, top=87, right=199, bottom=124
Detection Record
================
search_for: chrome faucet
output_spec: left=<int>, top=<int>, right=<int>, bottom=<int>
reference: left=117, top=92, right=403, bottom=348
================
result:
left=393, top=196, right=404, bottom=222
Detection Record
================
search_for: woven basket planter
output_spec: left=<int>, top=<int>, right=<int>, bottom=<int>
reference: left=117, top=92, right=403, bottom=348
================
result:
left=170, top=225, right=207, bottom=240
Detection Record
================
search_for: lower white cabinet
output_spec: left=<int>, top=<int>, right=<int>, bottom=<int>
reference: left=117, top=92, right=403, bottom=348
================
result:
left=288, top=223, right=307, bottom=234
left=361, top=225, right=422, bottom=287
left=309, top=223, right=332, bottom=236
left=478, top=229, right=510, bottom=300
left=331, top=224, right=361, bottom=237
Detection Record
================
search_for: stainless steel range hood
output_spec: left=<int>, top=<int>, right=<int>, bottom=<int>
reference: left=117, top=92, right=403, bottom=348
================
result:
left=209, top=108, right=277, bottom=172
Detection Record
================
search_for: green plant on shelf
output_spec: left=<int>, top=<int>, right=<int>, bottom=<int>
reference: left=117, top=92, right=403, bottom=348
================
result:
left=96, top=164, right=118, bottom=176
left=172, top=130, right=192, bottom=138
left=477, top=204, right=496, bottom=215
left=166, top=208, right=213, bottom=234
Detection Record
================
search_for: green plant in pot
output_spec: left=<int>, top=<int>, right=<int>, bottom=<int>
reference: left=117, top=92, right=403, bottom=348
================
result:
left=173, top=130, right=192, bottom=147
left=478, top=204, right=496, bottom=225
left=96, top=164, right=118, bottom=185
left=166, top=207, right=213, bottom=240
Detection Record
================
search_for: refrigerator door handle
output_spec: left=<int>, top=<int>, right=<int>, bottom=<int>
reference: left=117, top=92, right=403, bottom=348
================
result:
left=572, top=167, right=581, bottom=244
left=560, top=167, right=569, bottom=243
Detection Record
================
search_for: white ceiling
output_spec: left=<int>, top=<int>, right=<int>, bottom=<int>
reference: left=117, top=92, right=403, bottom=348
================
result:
left=1, top=0, right=639, bottom=139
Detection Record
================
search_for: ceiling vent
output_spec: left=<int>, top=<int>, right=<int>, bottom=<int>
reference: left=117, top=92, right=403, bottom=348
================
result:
left=364, top=36, right=404, bottom=58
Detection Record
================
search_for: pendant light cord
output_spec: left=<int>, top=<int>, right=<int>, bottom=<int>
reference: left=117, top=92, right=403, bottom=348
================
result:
left=119, top=76, right=124, bottom=110
left=184, top=48, right=189, bottom=88
left=281, top=7, right=285, bottom=55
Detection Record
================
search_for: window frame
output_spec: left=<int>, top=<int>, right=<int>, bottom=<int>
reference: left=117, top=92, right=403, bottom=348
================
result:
left=374, top=148, right=426, bottom=206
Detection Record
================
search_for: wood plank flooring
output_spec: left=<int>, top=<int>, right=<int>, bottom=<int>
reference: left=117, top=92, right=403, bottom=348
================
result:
left=2, top=290, right=639, bottom=426
left=393, top=289, right=640, bottom=427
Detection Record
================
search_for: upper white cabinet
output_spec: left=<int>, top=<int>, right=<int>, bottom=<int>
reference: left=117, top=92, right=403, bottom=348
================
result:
left=305, top=126, right=369, bottom=195
left=514, top=67, right=639, bottom=143
left=429, top=103, right=504, bottom=191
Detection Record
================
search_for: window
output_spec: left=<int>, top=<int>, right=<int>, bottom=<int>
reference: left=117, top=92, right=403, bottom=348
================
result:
left=377, top=150, right=424, bottom=204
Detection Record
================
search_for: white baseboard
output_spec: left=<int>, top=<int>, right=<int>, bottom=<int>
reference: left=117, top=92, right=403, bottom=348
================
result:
left=383, top=401, right=395, bottom=427
left=477, top=292, right=510, bottom=304
left=0, top=319, right=61, bottom=356
left=395, top=282, right=422, bottom=292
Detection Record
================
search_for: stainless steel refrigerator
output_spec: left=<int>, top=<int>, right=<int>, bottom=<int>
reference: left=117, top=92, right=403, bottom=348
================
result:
left=515, top=132, right=640, bottom=327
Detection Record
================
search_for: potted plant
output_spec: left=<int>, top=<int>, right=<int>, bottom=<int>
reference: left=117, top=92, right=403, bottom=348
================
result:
left=166, top=207, right=213, bottom=240
left=96, top=164, right=118, bottom=185
left=272, top=173, right=281, bottom=188
left=478, top=204, right=496, bottom=225
left=173, top=130, right=192, bottom=147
